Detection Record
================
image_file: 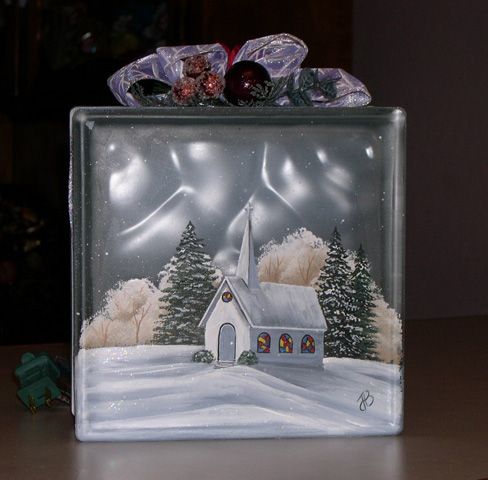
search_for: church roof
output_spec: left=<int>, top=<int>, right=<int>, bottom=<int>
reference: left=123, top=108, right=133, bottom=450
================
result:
left=199, top=276, right=327, bottom=331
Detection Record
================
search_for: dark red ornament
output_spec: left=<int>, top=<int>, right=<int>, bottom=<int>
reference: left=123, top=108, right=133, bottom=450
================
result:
left=171, top=77, right=197, bottom=105
left=183, top=54, right=210, bottom=78
left=196, top=71, right=225, bottom=99
left=224, top=60, right=271, bottom=105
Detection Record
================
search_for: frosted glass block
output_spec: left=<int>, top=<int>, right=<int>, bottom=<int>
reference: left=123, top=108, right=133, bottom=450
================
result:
left=71, top=107, right=405, bottom=441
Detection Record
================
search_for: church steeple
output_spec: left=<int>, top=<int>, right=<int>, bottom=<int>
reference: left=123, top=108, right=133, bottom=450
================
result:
left=236, top=204, right=260, bottom=290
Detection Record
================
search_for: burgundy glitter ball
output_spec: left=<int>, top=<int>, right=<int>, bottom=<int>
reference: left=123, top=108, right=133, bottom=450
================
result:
left=224, top=60, right=271, bottom=105
left=197, top=71, right=225, bottom=99
left=171, top=77, right=198, bottom=105
left=183, top=55, right=210, bottom=79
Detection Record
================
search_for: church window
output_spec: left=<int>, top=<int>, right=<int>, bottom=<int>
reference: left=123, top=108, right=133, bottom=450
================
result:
left=279, top=334, right=293, bottom=353
left=221, top=291, right=233, bottom=303
left=257, top=332, right=270, bottom=353
left=301, top=335, right=315, bottom=353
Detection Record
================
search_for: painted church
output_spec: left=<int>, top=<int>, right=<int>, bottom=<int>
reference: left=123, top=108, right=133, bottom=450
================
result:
left=199, top=209, right=327, bottom=367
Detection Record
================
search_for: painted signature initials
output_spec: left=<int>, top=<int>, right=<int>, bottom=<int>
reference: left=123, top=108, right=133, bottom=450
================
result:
left=357, top=390, right=374, bottom=412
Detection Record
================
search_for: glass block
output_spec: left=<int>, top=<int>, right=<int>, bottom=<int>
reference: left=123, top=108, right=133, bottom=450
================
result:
left=70, top=107, right=405, bottom=441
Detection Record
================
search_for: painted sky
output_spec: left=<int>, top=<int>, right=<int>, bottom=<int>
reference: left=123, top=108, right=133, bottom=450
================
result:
left=75, top=114, right=402, bottom=316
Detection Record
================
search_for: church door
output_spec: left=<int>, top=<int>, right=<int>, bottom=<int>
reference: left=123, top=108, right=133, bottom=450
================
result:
left=218, top=323, right=236, bottom=362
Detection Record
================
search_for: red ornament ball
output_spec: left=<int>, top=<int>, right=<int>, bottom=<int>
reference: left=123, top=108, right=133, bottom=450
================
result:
left=171, top=77, right=197, bottom=105
left=183, top=54, right=210, bottom=78
left=224, top=60, right=271, bottom=105
left=197, top=71, right=225, bottom=99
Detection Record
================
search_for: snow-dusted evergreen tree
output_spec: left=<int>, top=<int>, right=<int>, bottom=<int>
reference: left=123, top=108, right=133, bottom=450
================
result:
left=154, top=222, right=217, bottom=345
left=318, top=227, right=362, bottom=358
left=351, top=245, right=379, bottom=360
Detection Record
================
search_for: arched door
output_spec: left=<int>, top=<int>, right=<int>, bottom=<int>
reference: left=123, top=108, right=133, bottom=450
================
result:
left=218, top=323, right=236, bottom=362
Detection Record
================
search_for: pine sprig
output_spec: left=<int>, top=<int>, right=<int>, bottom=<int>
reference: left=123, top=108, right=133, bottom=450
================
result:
left=318, top=77, right=337, bottom=99
left=241, top=68, right=338, bottom=107
left=286, top=68, right=338, bottom=106
left=238, top=77, right=288, bottom=107
left=129, top=80, right=175, bottom=106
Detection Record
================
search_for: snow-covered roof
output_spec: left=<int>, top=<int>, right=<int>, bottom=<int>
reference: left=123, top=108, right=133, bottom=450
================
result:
left=200, top=276, right=327, bottom=331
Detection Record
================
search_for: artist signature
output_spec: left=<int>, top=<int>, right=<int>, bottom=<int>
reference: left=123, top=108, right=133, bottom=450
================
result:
left=357, top=390, right=374, bottom=412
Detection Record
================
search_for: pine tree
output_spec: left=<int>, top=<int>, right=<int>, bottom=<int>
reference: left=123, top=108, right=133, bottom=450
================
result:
left=154, top=222, right=217, bottom=345
left=318, top=227, right=363, bottom=358
left=351, top=245, right=379, bottom=360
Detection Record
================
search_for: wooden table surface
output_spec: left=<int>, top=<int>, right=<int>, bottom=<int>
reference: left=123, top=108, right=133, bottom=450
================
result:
left=1, top=317, right=487, bottom=480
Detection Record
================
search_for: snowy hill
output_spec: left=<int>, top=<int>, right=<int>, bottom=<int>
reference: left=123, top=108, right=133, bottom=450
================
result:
left=75, top=345, right=402, bottom=441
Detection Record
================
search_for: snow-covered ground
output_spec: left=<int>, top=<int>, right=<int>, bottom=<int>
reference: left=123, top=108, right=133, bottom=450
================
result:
left=75, top=345, right=402, bottom=441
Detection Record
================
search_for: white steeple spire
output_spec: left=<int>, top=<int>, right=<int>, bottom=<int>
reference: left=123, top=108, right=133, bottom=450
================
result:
left=236, top=204, right=260, bottom=290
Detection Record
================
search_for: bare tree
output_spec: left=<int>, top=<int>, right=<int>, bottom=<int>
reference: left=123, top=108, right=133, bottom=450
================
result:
left=259, top=228, right=328, bottom=287
left=132, top=300, right=150, bottom=344
left=91, top=317, right=113, bottom=347
left=259, top=253, right=285, bottom=282
left=296, top=248, right=323, bottom=286
left=80, top=278, right=160, bottom=349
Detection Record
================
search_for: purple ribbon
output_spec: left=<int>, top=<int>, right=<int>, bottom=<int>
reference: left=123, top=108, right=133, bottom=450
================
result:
left=108, top=33, right=371, bottom=107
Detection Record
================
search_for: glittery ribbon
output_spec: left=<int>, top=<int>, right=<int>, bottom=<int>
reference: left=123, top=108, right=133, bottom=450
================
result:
left=107, top=33, right=371, bottom=107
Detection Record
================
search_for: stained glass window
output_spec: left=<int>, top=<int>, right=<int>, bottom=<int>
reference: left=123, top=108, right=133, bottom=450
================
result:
left=279, top=334, right=293, bottom=353
left=221, top=291, right=233, bottom=303
left=301, top=335, right=315, bottom=353
left=257, top=332, right=270, bottom=353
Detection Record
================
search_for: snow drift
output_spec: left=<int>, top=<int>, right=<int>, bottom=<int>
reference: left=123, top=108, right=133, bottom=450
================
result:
left=75, top=345, right=402, bottom=441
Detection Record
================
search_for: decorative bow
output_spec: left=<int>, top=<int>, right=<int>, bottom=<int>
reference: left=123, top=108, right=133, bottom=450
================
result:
left=108, top=33, right=371, bottom=108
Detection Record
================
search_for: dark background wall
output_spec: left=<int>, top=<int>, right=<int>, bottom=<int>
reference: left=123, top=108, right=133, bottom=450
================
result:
left=0, top=0, right=486, bottom=344
left=353, top=1, right=488, bottom=319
